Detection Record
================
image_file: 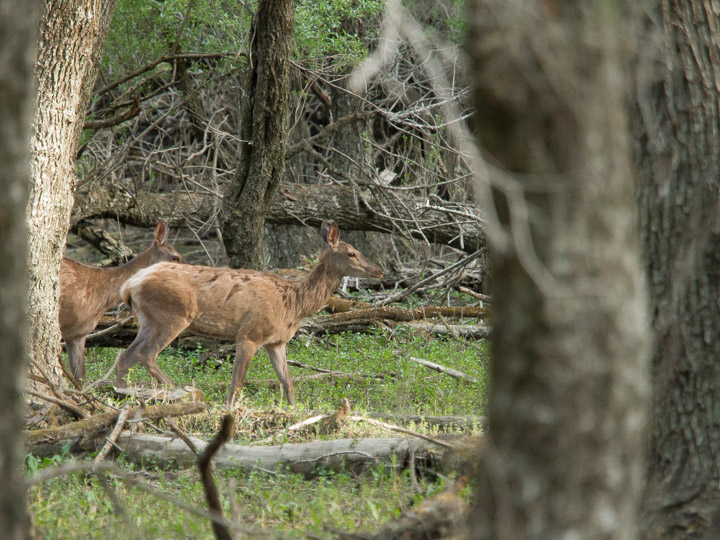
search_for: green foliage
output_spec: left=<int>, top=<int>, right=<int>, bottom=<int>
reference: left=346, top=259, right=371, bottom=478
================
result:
left=294, top=0, right=384, bottom=69
left=104, top=0, right=385, bottom=76
left=103, top=0, right=250, bottom=74
left=83, top=329, right=487, bottom=417
left=30, top=461, right=461, bottom=538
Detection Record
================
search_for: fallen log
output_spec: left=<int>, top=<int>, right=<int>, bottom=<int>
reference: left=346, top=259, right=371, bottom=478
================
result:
left=72, top=177, right=486, bottom=255
left=85, top=303, right=490, bottom=349
left=26, top=401, right=206, bottom=446
left=116, top=434, right=460, bottom=476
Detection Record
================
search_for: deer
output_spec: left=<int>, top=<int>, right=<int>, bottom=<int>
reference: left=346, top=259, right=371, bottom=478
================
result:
left=117, top=222, right=383, bottom=406
left=59, top=220, right=183, bottom=381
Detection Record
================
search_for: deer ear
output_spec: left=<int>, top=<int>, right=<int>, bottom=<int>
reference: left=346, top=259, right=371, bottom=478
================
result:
left=321, top=222, right=339, bottom=249
left=155, top=220, right=169, bottom=245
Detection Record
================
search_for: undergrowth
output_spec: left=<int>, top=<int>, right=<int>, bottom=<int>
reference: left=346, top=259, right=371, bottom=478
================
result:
left=33, top=328, right=486, bottom=537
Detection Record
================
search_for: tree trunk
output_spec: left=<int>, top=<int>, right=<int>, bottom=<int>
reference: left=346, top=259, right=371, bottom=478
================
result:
left=635, top=2, right=720, bottom=536
left=28, top=0, right=118, bottom=381
left=0, top=1, right=41, bottom=536
left=466, top=2, right=649, bottom=538
left=221, top=0, right=294, bottom=269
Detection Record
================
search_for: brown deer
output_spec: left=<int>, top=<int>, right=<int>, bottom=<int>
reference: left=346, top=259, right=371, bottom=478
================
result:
left=117, top=222, right=383, bottom=405
left=60, top=220, right=182, bottom=381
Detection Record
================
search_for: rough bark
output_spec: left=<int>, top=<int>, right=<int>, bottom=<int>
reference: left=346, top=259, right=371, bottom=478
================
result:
left=0, top=0, right=41, bottom=536
left=116, top=434, right=455, bottom=476
left=72, top=176, right=486, bottom=254
left=635, top=2, right=720, bottom=536
left=467, top=2, right=649, bottom=538
left=28, top=0, right=118, bottom=383
left=221, top=0, right=295, bottom=269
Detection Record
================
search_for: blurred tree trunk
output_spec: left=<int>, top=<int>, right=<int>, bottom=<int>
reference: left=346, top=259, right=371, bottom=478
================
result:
left=0, top=0, right=41, bottom=536
left=635, top=1, right=720, bottom=536
left=466, top=1, right=649, bottom=538
left=28, top=0, right=117, bottom=380
left=222, top=0, right=295, bottom=269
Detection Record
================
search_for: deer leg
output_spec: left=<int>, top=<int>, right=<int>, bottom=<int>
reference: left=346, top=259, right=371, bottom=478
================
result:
left=66, top=336, right=87, bottom=381
left=265, top=343, right=295, bottom=405
left=228, top=339, right=259, bottom=407
left=116, top=322, right=183, bottom=386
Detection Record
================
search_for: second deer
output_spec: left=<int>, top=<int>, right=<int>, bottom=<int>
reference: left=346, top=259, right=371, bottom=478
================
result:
left=118, top=222, right=383, bottom=405
left=60, top=221, right=182, bottom=381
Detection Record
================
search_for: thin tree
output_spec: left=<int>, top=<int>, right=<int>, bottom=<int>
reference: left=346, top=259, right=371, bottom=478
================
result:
left=0, top=0, right=41, bottom=536
left=466, top=1, right=650, bottom=537
left=221, top=0, right=295, bottom=269
left=28, top=0, right=118, bottom=379
left=635, top=1, right=720, bottom=536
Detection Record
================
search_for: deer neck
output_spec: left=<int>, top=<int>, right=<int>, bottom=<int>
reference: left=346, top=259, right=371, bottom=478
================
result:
left=98, top=248, right=155, bottom=308
left=289, top=253, right=344, bottom=320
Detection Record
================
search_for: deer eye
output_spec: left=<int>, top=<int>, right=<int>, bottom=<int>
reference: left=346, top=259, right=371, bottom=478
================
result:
left=348, top=252, right=357, bottom=258
left=172, top=255, right=180, bottom=262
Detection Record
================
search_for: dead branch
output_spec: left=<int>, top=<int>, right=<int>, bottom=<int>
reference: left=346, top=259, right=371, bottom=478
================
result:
left=379, top=249, right=483, bottom=306
left=347, top=416, right=458, bottom=450
left=25, top=389, right=90, bottom=420
left=95, top=405, right=130, bottom=461
left=407, top=357, right=478, bottom=383
left=71, top=219, right=136, bottom=263
left=26, top=401, right=205, bottom=446
left=198, top=414, right=234, bottom=540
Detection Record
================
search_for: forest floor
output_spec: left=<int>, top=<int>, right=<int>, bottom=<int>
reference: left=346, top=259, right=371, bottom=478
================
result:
left=28, top=322, right=487, bottom=538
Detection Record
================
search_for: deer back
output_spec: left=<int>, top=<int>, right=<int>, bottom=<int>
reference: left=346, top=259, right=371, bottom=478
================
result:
left=59, top=220, right=182, bottom=339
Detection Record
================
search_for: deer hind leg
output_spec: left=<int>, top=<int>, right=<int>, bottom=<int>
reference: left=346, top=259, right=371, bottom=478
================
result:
left=227, top=339, right=259, bottom=407
left=117, top=315, right=187, bottom=387
left=66, top=336, right=87, bottom=381
left=265, top=343, right=295, bottom=405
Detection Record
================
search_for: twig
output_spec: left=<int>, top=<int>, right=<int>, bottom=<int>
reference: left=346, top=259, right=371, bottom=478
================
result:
left=407, top=357, right=478, bottom=383
left=85, top=316, right=134, bottom=342
left=254, top=414, right=330, bottom=445
left=198, top=414, right=235, bottom=540
left=26, top=460, right=259, bottom=535
left=25, top=389, right=89, bottom=419
left=347, top=416, right=458, bottom=449
left=95, top=405, right=131, bottom=462
left=81, top=351, right=123, bottom=393
left=166, top=416, right=200, bottom=455
left=457, top=285, right=492, bottom=303
left=378, top=250, right=483, bottom=306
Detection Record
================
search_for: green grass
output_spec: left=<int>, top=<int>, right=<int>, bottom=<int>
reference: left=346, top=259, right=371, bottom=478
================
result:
left=38, top=328, right=486, bottom=537
left=30, top=456, right=465, bottom=539
left=83, top=328, right=488, bottom=417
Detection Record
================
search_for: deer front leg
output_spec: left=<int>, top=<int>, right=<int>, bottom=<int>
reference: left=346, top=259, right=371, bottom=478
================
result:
left=228, top=339, right=259, bottom=407
left=66, top=336, right=87, bottom=381
left=265, top=343, right=295, bottom=405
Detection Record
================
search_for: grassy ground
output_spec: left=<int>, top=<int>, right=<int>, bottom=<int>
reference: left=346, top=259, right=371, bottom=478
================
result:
left=29, top=327, right=487, bottom=538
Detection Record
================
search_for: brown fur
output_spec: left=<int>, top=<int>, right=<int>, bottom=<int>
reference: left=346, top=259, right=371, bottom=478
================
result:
left=117, top=222, right=383, bottom=405
left=59, top=221, right=182, bottom=381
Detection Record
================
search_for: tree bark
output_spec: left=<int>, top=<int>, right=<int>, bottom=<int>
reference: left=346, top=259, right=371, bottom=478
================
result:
left=0, top=0, right=41, bottom=536
left=467, top=2, right=649, bottom=538
left=221, top=0, right=295, bottom=269
left=28, top=0, right=118, bottom=383
left=635, top=1, right=720, bottom=536
left=116, top=434, right=454, bottom=476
